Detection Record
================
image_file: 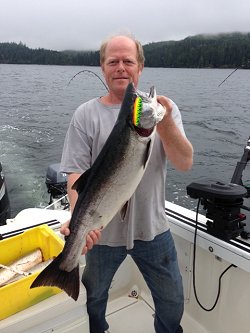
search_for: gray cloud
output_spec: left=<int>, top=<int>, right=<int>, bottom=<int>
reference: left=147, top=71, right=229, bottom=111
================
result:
left=0, top=0, right=249, bottom=51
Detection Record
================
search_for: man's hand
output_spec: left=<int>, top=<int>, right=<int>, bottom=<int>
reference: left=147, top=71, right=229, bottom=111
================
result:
left=157, top=95, right=172, bottom=119
left=156, top=95, right=193, bottom=171
left=60, top=221, right=102, bottom=255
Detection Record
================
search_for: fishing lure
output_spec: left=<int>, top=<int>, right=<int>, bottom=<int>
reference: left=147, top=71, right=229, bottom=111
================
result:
left=133, top=96, right=143, bottom=126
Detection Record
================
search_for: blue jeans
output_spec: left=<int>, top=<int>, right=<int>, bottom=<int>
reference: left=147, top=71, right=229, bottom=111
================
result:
left=82, top=230, right=184, bottom=333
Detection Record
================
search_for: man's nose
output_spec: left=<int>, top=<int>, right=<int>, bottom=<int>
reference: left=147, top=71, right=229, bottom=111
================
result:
left=117, top=60, right=125, bottom=71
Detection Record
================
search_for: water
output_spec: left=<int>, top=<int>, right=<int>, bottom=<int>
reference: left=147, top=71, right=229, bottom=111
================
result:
left=0, top=64, right=249, bottom=220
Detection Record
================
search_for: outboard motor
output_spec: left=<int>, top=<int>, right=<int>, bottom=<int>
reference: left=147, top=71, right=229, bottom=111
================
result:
left=45, top=163, right=68, bottom=209
left=0, top=162, right=11, bottom=225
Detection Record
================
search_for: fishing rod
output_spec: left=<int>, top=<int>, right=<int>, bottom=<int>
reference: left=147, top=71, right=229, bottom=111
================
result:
left=218, top=68, right=239, bottom=87
left=231, top=136, right=250, bottom=192
left=218, top=58, right=249, bottom=87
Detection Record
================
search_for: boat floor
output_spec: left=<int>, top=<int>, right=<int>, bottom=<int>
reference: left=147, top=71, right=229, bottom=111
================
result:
left=106, top=294, right=207, bottom=333
left=106, top=296, right=154, bottom=333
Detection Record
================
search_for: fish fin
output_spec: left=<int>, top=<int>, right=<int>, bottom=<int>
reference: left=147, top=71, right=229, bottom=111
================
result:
left=72, top=168, right=92, bottom=194
left=144, top=139, right=152, bottom=168
left=30, top=253, right=80, bottom=301
left=120, top=201, right=129, bottom=220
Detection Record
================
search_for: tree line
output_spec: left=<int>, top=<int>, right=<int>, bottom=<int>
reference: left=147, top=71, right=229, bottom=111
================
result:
left=0, top=32, right=249, bottom=69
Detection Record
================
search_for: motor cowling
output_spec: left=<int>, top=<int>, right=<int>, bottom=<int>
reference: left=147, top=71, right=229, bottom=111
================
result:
left=45, top=163, right=67, bottom=201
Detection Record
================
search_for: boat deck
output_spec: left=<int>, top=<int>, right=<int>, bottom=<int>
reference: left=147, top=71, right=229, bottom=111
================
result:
left=107, top=295, right=154, bottom=333
left=106, top=292, right=208, bottom=333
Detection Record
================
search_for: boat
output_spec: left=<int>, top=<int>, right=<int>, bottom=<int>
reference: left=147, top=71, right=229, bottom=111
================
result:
left=0, top=138, right=249, bottom=333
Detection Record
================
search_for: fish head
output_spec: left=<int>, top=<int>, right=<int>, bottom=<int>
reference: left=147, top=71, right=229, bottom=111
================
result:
left=131, top=85, right=166, bottom=137
left=120, top=83, right=166, bottom=137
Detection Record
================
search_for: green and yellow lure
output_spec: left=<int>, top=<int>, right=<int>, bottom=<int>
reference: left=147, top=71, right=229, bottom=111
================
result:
left=133, top=96, right=142, bottom=126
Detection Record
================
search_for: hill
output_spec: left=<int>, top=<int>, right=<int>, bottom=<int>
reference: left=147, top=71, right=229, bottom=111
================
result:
left=0, top=32, right=249, bottom=68
left=143, top=32, right=250, bottom=68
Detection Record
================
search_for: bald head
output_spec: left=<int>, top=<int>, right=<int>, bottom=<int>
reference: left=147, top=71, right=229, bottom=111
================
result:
left=100, top=34, right=145, bottom=67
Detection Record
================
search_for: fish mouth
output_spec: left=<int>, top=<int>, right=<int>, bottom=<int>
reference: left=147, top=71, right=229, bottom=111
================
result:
left=135, top=86, right=156, bottom=103
left=134, top=126, right=154, bottom=137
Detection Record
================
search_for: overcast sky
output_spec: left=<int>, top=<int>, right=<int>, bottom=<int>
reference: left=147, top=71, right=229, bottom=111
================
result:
left=1, top=0, right=249, bottom=51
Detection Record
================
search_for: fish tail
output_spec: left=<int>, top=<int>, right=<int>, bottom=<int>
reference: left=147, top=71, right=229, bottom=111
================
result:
left=30, top=253, right=80, bottom=301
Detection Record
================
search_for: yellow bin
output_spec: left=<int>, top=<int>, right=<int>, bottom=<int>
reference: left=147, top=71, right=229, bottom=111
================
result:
left=0, top=225, right=64, bottom=320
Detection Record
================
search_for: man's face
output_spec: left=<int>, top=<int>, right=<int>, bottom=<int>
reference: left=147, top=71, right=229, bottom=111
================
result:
left=101, top=36, right=143, bottom=97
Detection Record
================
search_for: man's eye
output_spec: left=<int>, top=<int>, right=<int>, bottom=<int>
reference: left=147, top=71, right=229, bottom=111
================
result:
left=124, top=60, right=136, bottom=65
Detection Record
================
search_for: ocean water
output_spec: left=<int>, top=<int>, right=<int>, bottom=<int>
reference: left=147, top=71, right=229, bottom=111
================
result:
left=0, top=64, right=249, bottom=219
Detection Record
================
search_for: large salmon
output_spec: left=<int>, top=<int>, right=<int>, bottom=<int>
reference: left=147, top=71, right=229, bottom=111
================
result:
left=31, top=82, right=165, bottom=300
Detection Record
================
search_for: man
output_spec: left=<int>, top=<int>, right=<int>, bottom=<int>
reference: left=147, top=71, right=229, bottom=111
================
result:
left=60, top=34, right=193, bottom=333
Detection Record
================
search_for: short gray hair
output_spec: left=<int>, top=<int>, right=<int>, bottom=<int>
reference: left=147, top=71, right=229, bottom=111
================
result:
left=99, top=33, right=145, bottom=66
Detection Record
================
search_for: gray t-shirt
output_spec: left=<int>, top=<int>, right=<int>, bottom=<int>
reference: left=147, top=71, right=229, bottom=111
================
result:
left=60, top=97, right=185, bottom=249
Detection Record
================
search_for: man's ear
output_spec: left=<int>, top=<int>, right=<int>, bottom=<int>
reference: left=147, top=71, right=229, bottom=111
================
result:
left=139, top=63, right=144, bottom=76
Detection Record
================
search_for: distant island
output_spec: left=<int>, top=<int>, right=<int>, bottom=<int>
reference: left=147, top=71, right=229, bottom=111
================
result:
left=0, top=32, right=249, bottom=69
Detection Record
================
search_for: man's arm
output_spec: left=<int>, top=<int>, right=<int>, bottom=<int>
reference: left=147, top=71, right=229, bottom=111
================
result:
left=67, top=173, right=81, bottom=214
left=157, top=96, right=193, bottom=171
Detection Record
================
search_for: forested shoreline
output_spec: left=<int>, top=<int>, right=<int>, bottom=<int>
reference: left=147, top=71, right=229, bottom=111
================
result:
left=0, top=32, right=249, bottom=68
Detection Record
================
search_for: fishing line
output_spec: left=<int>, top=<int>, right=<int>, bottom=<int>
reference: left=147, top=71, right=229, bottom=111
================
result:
left=192, top=199, right=237, bottom=311
left=67, top=69, right=109, bottom=92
